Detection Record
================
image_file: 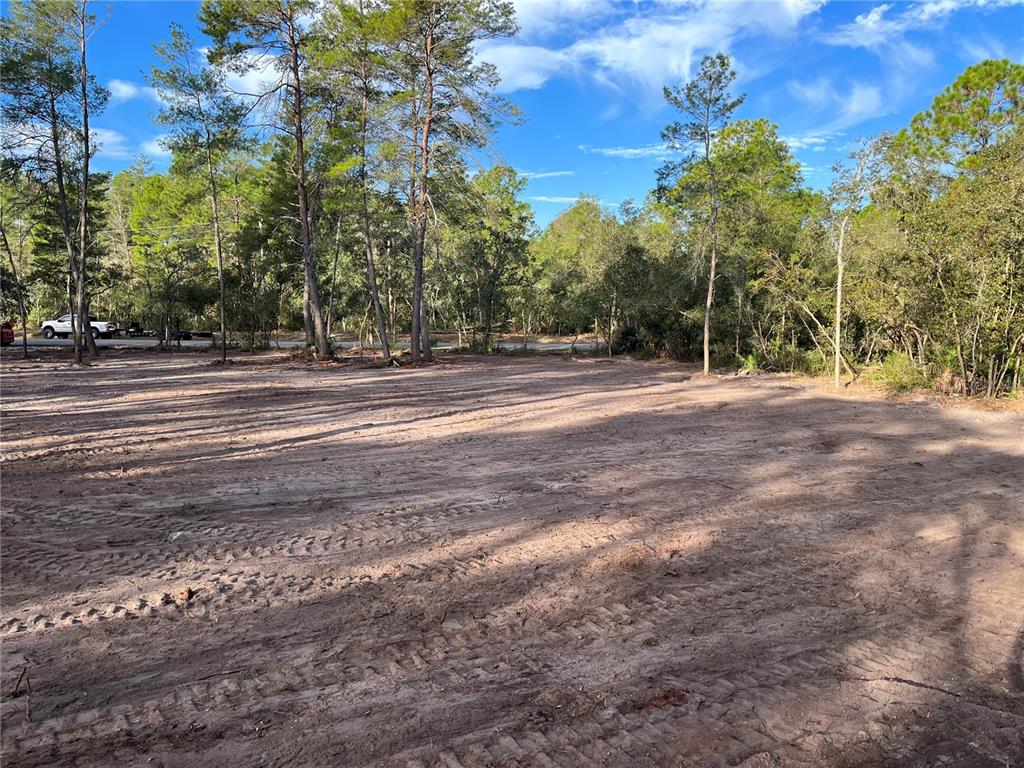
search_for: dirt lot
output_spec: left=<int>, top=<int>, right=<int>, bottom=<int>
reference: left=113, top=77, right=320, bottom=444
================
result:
left=1, top=352, right=1022, bottom=767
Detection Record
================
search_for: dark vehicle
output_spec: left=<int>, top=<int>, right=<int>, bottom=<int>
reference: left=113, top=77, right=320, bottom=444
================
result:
left=127, top=322, right=164, bottom=338
left=1, top=322, right=14, bottom=346
left=157, top=329, right=193, bottom=341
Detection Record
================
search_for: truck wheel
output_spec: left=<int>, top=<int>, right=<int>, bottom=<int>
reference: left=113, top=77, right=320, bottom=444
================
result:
left=89, top=327, right=100, bottom=339
left=42, top=326, right=55, bottom=339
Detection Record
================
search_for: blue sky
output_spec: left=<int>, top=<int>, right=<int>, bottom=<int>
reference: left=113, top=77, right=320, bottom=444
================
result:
left=77, top=0, right=1024, bottom=226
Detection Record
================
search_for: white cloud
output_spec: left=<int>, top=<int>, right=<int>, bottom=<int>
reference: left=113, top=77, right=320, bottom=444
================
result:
left=108, top=79, right=159, bottom=104
left=782, top=133, right=831, bottom=151
left=227, top=53, right=283, bottom=96
left=958, top=33, right=1011, bottom=61
left=0, top=120, right=51, bottom=159
left=140, top=135, right=172, bottom=158
left=827, top=3, right=895, bottom=47
left=530, top=195, right=581, bottom=203
left=786, top=76, right=832, bottom=107
left=531, top=194, right=620, bottom=207
left=781, top=77, right=885, bottom=148
left=478, top=42, right=572, bottom=93
left=824, top=5, right=937, bottom=78
left=227, top=65, right=282, bottom=96
left=911, top=0, right=1024, bottom=22
left=481, top=0, right=825, bottom=98
left=826, top=0, right=1023, bottom=49
left=578, top=143, right=674, bottom=160
left=778, top=0, right=829, bottom=21
left=511, top=0, right=615, bottom=39
left=519, top=169, right=575, bottom=179
left=92, top=127, right=131, bottom=158
left=9, top=123, right=170, bottom=163
left=194, top=47, right=283, bottom=98
left=825, top=82, right=884, bottom=132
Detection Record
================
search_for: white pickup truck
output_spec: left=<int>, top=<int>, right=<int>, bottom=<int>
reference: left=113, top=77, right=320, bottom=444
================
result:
left=40, top=314, right=119, bottom=340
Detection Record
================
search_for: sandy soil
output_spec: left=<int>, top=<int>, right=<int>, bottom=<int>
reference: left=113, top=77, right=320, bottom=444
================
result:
left=1, top=352, right=1022, bottom=768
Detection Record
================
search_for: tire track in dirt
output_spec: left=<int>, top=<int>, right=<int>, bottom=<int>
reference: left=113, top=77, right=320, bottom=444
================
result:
left=1, top=354, right=1021, bottom=767
left=5, top=554, right=1005, bottom=765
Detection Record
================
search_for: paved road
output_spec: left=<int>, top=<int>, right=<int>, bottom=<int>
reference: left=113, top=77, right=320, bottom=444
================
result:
left=13, top=337, right=597, bottom=353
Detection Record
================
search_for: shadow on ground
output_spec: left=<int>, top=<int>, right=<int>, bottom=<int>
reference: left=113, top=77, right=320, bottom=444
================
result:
left=1, top=353, right=1021, bottom=767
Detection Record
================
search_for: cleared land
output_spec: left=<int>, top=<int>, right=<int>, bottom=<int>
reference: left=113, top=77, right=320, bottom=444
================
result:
left=1, top=352, right=1022, bottom=768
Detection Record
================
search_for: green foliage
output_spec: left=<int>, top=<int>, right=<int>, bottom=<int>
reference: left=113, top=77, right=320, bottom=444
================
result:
left=3, top=0, right=1018, bottom=399
left=150, top=25, right=246, bottom=159
left=126, top=168, right=217, bottom=328
left=901, top=58, right=1024, bottom=166
left=0, top=0, right=105, bottom=177
left=738, top=352, right=760, bottom=375
left=438, top=165, right=532, bottom=350
left=387, top=0, right=519, bottom=150
left=659, top=53, right=745, bottom=193
left=854, top=122, right=1024, bottom=396
left=0, top=259, right=21, bottom=321
left=870, top=352, right=930, bottom=393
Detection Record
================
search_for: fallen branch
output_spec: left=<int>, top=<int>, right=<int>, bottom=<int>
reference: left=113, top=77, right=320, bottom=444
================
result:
left=846, top=675, right=1024, bottom=720
left=439, top=595, right=455, bottom=625
left=612, top=566, right=646, bottom=582
left=189, top=668, right=246, bottom=684
left=11, top=666, right=27, bottom=698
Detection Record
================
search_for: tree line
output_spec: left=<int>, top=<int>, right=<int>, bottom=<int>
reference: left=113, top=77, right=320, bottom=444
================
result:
left=1, top=0, right=1020, bottom=396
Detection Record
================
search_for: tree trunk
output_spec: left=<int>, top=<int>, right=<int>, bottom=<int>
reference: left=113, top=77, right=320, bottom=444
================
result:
left=326, top=218, right=342, bottom=339
left=75, top=0, right=92, bottom=364
left=411, top=222, right=422, bottom=362
left=0, top=225, right=29, bottom=357
left=608, top=293, right=616, bottom=357
left=410, top=13, right=436, bottom=363
left=482, top=280, right=494, bottom=352
left=47, top=76, right=79, bottom=363
left=302, top=280, right=313, bottom=344
left=385, top=246, right=396, bottom=336
left=365, top=238, right=389, bottom=359
left=833, top=220, right=847, bottom=386
left=205, top=140, right=227, bottom=363
left=418, top=184, right=432, bottom=359
left=702, top=118, right=718, bottom=377
left=253, top=230, right=264, bottom=349
left=83, top=295, right=98, bottom=356
left=418, top=251, right=433, bottom=359
left=285, top=9, right=329, bottom=358
left=406, top=78, right=422, bottom=363
left=358, top=72, right=391, bottom=361
left=703, top=208, right=717, bottom=376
